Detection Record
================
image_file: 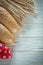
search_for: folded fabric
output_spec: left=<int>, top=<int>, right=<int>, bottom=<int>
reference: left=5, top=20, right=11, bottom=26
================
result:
left=0, top=41, right=12, bottom=59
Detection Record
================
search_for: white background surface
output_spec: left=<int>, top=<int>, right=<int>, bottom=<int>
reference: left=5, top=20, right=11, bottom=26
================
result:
left=0, top=0, right=43, bottom=65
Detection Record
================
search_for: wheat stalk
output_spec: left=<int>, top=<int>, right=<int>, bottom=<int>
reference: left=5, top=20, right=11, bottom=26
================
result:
left=0, top=0, right=35, bottom=26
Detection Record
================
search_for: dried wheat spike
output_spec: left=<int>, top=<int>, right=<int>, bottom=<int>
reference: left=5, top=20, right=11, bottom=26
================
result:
left=0, top=0, right=35, bottom=45
left=0, top=0, right=35, bottom=26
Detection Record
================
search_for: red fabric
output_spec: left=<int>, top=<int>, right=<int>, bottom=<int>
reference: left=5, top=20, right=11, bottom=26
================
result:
left=0, top=42, right=12, bottom=59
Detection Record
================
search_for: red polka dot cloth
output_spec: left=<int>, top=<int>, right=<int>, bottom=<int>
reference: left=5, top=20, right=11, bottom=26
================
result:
left=0, top=42, right=12, bottom=59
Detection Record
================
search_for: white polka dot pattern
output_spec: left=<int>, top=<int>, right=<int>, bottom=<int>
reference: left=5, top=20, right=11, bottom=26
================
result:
left=3, top=56, right=6, bottom=59
left=0, top=42, right=12, bottom=59
left=0, top=43, right=2, bottom=47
